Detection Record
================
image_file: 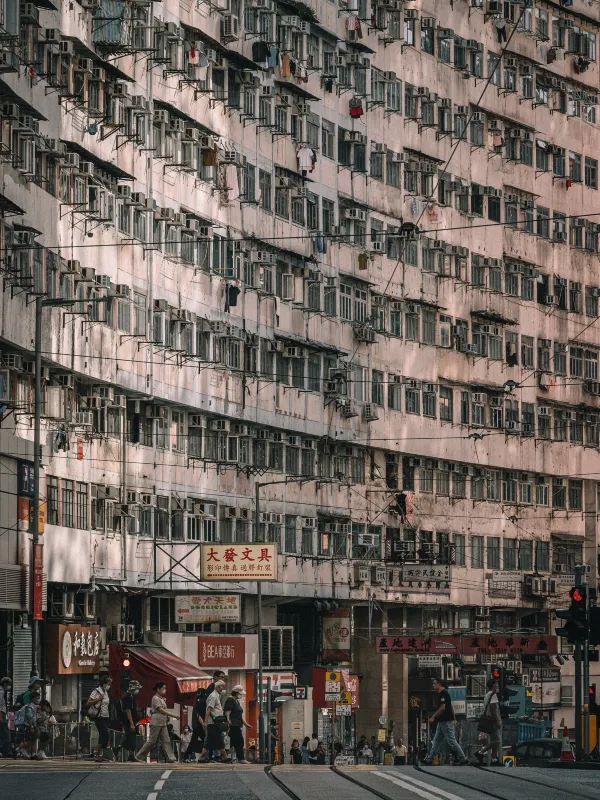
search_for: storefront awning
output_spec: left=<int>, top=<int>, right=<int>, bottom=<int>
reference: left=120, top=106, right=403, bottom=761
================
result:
left=111, top=644, right=211, bottom=704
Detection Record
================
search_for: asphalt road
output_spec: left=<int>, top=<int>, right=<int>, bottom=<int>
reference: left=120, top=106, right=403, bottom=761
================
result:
left=1, top=762, right=599, bottom=800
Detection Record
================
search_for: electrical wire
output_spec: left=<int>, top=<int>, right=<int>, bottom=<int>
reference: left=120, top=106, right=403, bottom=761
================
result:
left=3, top=210, right=600, bottom=253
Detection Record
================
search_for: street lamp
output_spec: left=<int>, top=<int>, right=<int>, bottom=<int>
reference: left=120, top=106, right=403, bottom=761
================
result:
left=30, top=295, right=108, bottom=675
left=254, top=476, right=336, bottom=763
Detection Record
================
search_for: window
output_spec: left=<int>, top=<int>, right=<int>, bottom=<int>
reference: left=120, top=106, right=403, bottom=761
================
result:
left=284, top=515, right=297, bottom=554
left=569, top=151, right=582, bottom=183
left=62, top=479, right=74, bottom=528
left=471, top=536, right=484, bottom=568
left=372, top=370, right=384, bottom=406
left=47, top=476, right=59, bottom=525
left=423, top=384, right=436, bottom=418
left=76, top=482, right=88, bottom=529
left=503, top=539, right=517, bottom=571
left=569, top=480, right=583, bottom=510
left=388, top=375, right=402, bottom=410
left=536, top=541, right=549, bottom=572
left=422, top=308, right=436, bottom=345
left=259, top=169, right=272, bottom=211
left=406, top=385, right=420, bottom=414
left=519, top=540, right=533, bottom=571
left=585, top=157, right=598, bottom=189
left=552, top=478, right=566, bottom=509
left=454, top=534, right=466, bottom=566
left=487, top=537, right=500, bottom=569
left=439, top=386, right=453, bottom=422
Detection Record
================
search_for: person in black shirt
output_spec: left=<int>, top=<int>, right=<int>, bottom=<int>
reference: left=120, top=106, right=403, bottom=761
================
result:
left=188, top=670, right=226, bottom=759
left=224, top=684, right=250, bottom=763
left=121, top=681, right=142, bottom=762
left=421, top=678, right=468, bottom=766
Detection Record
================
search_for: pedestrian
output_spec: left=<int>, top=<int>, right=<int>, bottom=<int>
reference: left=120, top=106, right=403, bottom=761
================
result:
left=224, top=684, right=250, bottom=763
left=307, top=731, right=318, bottom=762
left=188, top=671, right=226, bottom=760
left=14, top=691, right=40, bottom=758
left=180, top=725, right=193, bottom=761
left=121, top=680, right=142, bottom=762
left=86, top=674, right=115, bottom=762
left=474, top=678, right=502, bottom=766
left=198, top=679, right=228, bottom=763
left=421, top=678, right=468, bottom=766
left=35, top=699, right=56, bottom=758
left=393, top=739, right=407, bottom=765
left=134, top=682, right=178, bottom=764
left=300, top=735, right=310, bottom=764
left=331, top=739, right=342, bottom=765
left=290, top=738, right=303, bottom=764
left=314, top=740, right=326, bottom=765
left=167, top=723, right=181, bottom=759
left=0, top=677, right=12, bottom=757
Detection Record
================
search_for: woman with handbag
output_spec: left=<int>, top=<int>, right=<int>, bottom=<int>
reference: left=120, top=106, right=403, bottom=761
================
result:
left=86, top=674, right=115, bottom=762
left=475, top=679, right=502, bottom=766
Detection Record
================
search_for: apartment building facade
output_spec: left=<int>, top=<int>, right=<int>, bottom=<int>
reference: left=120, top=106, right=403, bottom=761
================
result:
left=0, top=0, right=599, bottom=738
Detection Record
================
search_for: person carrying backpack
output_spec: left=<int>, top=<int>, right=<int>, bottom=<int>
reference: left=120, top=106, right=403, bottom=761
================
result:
left=187, top=670, right=225, bottom=760
left=86, top=674, right=115, bottom=762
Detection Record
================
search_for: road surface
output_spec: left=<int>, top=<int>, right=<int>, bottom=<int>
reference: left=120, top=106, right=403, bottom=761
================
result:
left=1, top=761, right=599, bottom=800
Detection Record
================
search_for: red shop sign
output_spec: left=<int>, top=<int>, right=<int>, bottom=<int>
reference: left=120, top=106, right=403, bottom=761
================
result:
left=197, top=636, right=246, bottom=668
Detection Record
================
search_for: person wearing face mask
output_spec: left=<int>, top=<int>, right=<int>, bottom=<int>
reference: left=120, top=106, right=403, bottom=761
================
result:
left=199, top=679, right=229, bottom=763
left=86, top=674, right=115, bottom=762
left=135, top=682, right=179, bottom=763
left=120, top=681, right=142, bottom=762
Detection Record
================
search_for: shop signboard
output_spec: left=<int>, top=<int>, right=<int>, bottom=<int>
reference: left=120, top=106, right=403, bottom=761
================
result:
left=47, top=624, right=101, bottom=675
left=197, top=636, right=246, bottom=668
left=200, top=543, right=277, bottom=580
left=175, top=594, right=241, bottom=624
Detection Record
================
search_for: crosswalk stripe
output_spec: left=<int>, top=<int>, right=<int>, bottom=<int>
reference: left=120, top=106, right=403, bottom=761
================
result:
left=374, top=770, right=467, bottom=800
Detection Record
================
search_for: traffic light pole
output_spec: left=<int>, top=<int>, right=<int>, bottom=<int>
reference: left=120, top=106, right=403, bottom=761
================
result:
left=575, top=641, right=583, bottom=761
left=583, top=591, right=590, bottom=758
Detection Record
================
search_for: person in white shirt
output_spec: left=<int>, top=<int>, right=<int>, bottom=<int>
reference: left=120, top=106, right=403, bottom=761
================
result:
left=135, top=682, right=179, bottom=763
left=199, top=679, right=229, bottom=763
left=86, top=675, right=114, bottom=762
left=474, top=678, right=502, bottom=766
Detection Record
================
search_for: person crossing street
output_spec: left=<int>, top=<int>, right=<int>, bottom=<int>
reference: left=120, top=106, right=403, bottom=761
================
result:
left=421, top=678, right=468, bottom=766
left=135, top=682, right=178, bottom=763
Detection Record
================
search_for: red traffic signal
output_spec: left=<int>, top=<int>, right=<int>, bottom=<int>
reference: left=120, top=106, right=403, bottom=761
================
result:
left=491, top=666, right=501, bottom=680
left=570, top=587, right=586, bottom=604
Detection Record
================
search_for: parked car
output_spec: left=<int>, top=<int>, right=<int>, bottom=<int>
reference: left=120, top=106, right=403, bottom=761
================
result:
left=507, top=737, right=570, bottom=766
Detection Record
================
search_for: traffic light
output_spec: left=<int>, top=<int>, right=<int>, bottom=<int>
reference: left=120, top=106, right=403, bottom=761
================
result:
left=556, top=584, right=589, bottom=643
left=490, top=665, right=502, bottom=682
left=121, top=652, right=131, bottom=690
left=590, top=684, right=598, bottom=714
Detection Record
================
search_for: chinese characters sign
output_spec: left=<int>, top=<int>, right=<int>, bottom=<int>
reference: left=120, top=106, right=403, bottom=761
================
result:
left=400, top=565, right=450, bottom=581
left=197, top=636, right=246, bottom=668
left=33, top=543, right=44, bottom=622
left=175, top=594, right=240, bottom=624
left=47, top=624, right=101, bottom=675
left=200, top=543, right=277, bottom=581
left=376, top=634, right=558, bottom=656
left=322, top=609, right=351, bottom=662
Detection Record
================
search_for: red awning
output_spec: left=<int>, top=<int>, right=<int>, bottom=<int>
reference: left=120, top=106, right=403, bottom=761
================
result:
left=111, top=645, right=211, bottom=704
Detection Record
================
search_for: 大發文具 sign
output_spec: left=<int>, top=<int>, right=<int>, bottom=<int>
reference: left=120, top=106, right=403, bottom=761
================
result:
left=200, top=543, right=277, bottom=580
left=175, top=594, right=240, bottom=624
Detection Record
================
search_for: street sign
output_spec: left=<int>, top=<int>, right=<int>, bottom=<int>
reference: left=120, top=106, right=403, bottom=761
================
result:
left=326, top=670, right=341, bottom=682
left=326, top=680, right=340, bottom=693
left=325, top=692, right=341, bottom=702
left=294, top=686, right=308, bottom=700
left=378, top=715, right=387, bottom=726
left=337, top=704, right=352, bottom=716
left=377, top=728, right=386, bottom=742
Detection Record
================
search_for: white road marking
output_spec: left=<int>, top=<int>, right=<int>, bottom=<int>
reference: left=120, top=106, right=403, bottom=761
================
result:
left=161, top=770, right=172, bottom=779
left=146, top=794, right=158, bottom=800
left=374, top=771, right=467, bottom=800
left=154, top=780, right=165, bottom=790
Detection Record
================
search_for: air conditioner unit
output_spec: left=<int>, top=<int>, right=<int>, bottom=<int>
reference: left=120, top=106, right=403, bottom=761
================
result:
left=115, top=623, right=127, bottom=642
left=362, top=403, right=379, bottom=421
left=75, top=411, right=94, bottom=427
left=358, top=533, right=378, bottom=547
left=475, top=606, right=489, bottom=618
left=209, top=418, right=230, bottom=431
left=355, top=564, right=371, bottom=584
left=222, top=13, right=239, bottom=40
left=344, top=208, right=367, bottom=222
left=372, top=566, right=386, bottom=584
left=475, top=620, right=490, bottom=633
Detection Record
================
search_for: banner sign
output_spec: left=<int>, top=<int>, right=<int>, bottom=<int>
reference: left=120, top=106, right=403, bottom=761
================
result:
left=175, top=594, right=240, bottom=624
left=322, top=609, right=351, bottom=662
left=200, top=543, right=277, bottom=580
left=33, top=543, right=44, bottom=621
left=376, top=634, right=558, bottom=656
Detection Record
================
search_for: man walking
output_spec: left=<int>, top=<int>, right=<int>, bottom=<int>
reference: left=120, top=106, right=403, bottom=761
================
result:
left=224, top=684, right=250, bottom=763
left=421, top=678, right=468, bottom=766
left=474, top=678, right=502, bottom=766
left=188, top=670, right=226, bottom=759
left=199, top=679, right=228, bottom=762
left=120, top=680, right=142, bottom=762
